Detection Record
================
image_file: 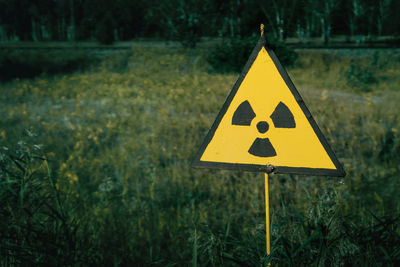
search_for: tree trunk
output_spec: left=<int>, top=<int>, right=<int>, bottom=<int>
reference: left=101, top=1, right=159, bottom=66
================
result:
left=321, top=1, right=334, bottom=45
left=31, top=18, right=38, bottom=41
left=276, top=11, right=284, bottom=40
left=68, top=0, right=75, bottom=41
left=349, top=17, right=355, bottom=37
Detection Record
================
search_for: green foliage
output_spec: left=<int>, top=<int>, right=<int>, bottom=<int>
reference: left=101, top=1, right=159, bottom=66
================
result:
left=207, top=35, right=297, bottom=73
left=150, top=0, right=202, bottom=48
left=269, top=188, right=400, bottom=266
left=2, top=0, right=400, bottom=45
left=0, top=132, right=88, bottom=265
left=344, top=57, right=378, bottom=92
left=1, top=46, right=400, bottom=265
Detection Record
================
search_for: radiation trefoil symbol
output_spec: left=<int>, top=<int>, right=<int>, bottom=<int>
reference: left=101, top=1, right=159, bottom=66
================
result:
left=232, top=100, right=295, bottom=157
left=192, top=36, right=345, bottom=176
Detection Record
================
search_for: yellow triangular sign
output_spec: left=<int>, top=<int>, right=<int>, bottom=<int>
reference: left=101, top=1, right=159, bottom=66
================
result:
left=193, top=37, right=345, bottom=176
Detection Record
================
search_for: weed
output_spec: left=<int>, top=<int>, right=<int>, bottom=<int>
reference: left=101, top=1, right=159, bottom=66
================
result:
left=345, top=59, right=377, bottom=92
left=0, top=131, right=87, bottom=265
left=0, top=45, right=399, bottom=265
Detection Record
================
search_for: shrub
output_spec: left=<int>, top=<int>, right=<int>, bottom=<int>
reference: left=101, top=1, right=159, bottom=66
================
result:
left=344, top=53, right=381, bottom=92
left=0, top=132, right=87, bottom=265
left=207, top=35, right=297, bottom=73
left=345, top=60, right=377, bottom=91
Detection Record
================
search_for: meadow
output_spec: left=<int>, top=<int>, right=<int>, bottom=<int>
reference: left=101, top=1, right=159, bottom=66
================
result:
left=1, top=44, right=400, bottom=266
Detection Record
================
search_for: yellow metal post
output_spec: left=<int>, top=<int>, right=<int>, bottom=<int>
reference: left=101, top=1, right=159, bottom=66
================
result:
left=260, top=23, right=264, bottom=37
left=265, top=173, right=271, bottom=263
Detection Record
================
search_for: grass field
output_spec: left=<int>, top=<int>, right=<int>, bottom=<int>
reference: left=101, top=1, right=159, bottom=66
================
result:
left=1, top=44, right=400, bottom=266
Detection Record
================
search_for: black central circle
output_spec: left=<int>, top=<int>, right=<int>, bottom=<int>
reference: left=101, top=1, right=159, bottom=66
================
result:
left=257, top=121, right=269, bottom=134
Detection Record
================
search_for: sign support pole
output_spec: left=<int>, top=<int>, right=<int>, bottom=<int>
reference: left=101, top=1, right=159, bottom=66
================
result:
left=265, top=172, right=271, bottom=263
left=262, top=24, right=271, bottom=262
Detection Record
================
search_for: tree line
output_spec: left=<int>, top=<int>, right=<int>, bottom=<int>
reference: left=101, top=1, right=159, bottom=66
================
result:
left=0, top=0, right=399, bottom=46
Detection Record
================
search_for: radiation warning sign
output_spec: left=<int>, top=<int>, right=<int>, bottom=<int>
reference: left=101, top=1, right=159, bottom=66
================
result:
left=192, top=36, right=345, bottom=176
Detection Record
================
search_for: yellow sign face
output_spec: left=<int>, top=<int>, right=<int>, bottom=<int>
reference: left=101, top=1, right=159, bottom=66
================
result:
left=193, top=37, right=345, bottom=176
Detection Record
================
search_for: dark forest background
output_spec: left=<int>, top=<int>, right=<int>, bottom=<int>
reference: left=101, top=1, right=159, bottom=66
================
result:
left=1, top=1, right=400, bottom=266
left=1, top=0, right=400, bottom=46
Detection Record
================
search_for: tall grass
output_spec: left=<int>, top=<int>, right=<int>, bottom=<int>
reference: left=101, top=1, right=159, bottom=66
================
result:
left=0, top=45, right=399, bottom=266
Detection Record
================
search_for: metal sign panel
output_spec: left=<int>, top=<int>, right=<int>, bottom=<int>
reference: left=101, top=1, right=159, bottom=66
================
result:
left=192, top=37, right=345, bottom=176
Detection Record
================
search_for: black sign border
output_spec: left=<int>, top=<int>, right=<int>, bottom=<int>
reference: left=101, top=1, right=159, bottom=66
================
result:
left=192, top=36, right=345, bottom=177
